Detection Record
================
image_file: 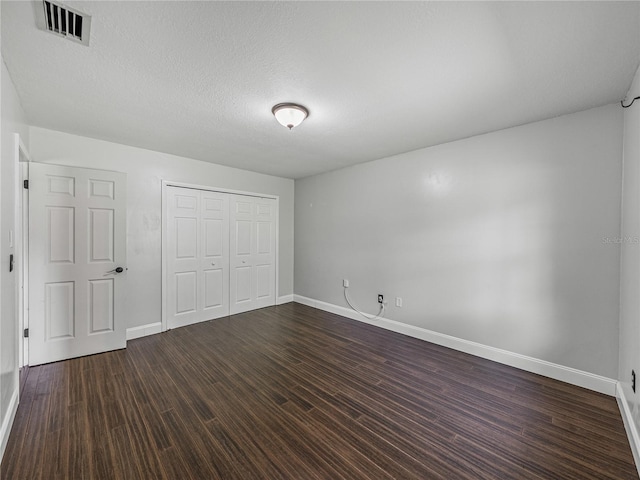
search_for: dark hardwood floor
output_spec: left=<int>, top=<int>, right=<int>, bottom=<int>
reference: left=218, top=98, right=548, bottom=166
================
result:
left=2, top=302, right=637, bottom=479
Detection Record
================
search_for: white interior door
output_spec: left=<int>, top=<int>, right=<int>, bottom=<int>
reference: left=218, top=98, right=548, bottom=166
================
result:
left=230, top=195, right=276, bottom=315
left=166, top=187, right=229, bottom=329
left=28, top=163, right=127, bottom=366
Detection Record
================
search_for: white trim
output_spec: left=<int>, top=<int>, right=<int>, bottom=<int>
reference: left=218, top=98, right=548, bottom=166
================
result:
left=293, top=295, right=618, bottom=396
left=275, top=196, right=280, bottom=308
left=16, top=134, right=30, bottom=162
left=126, top=322, right=162, bottom=341
left=161, top=182, right=168, bottom=332
left=160, top=180, right=280, bottom=332
left=277, top=294, right=294, bottom=305
left=20, top=163, right=29, bottom=368
left=0, top=388, right=19, bottom=463
left=616, top=383, right=640, bottom=477
left=15, top=134, right=31, bottom=368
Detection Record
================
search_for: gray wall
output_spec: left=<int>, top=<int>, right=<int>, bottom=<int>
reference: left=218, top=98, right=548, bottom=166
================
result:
left=619, top=64, right=640, bottom=437
left=295, top=104, right=623, bottom=379
left=28, top=127, right=295, bottom=330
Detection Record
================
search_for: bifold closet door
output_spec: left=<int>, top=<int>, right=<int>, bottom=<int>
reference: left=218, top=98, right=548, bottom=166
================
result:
left=166, top=187, right=229, bottom=329
left=230, top=195, right=276, bottom=315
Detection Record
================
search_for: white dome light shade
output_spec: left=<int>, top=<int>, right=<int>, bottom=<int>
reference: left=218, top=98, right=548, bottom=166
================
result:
left=272, top=103, right=309, bottom=130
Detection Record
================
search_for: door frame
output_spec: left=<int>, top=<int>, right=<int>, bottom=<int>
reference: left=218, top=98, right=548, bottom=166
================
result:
left=15, top=134, right=31, bottom=368
left=161, top=180, right=280, bottom=332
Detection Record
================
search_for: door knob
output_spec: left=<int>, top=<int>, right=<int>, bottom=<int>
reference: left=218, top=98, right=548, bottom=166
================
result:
left=211, top=262, right=216, bottom=266
left=106, top=266, right=126, bottom=274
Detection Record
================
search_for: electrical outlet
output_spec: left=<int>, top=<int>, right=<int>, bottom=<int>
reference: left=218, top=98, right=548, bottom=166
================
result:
left=633, top=370, right=636, bottom=393
left=395, top=297, right=403, bottom=307
left=378, top=294, right=384, bottom=304
left=343, top=279, right=349, bottom=288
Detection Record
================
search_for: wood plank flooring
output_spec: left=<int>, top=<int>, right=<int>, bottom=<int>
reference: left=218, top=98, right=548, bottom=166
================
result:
left=2, top=302, right=638, bottom=479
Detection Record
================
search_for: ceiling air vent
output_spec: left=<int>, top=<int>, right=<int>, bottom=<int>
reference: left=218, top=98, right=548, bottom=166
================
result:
left=37, top=0, right=91, bottom=46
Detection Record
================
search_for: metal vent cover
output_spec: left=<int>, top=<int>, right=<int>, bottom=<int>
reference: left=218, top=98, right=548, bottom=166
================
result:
left=36, top=0, right=91, bottom=46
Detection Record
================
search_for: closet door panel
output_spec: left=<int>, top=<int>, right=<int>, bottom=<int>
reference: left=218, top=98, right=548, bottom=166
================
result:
left=167, top=188, right=229, bottom=329
left=167, top=188, right=201, bottom=328
left=253, top=198, right=276, bottom=309
left=230, top=196, right=276, bottom=314
left=200, top=191, right=229, bottom=320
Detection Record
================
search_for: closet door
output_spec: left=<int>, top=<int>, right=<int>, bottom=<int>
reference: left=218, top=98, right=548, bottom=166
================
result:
left=200, top=191, right=229, bottom=320
left=253, top=197, right=277, bottom=309
left=167, top=187, right=229, bottom=329
left=229, top=195, right=276, bottom=314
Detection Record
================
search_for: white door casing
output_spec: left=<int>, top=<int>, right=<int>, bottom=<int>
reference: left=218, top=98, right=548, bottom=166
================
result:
left=16, top=136, right=30, bottom=368
left=230, top=195, right=276, bottom=315
left=166, top=187, right=230, bottom=329
left=29, top=163, right=127, bottom=366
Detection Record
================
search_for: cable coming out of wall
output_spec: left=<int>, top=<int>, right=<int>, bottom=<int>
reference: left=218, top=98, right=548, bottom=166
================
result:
left=344, top=286, right=385, bottom=321
left=621, top=96, right=640, bottom=108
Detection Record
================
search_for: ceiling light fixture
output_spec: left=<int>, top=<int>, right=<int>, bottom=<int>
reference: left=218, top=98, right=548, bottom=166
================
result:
left=272, top=103, right=308, bottom=130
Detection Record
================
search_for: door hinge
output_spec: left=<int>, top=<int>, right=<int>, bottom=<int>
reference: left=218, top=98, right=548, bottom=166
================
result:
left=23, top=328, right=29, bottom=338
left=23, top=179, right=28, bottom=189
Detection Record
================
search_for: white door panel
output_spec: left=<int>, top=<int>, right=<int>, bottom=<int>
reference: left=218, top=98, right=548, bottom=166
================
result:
left=204, top=269, right=224, bottom=309
left=200, top=191, right=229, bottom=318
left=253, top=197, right=276, bottom=310
left=167, top=187, right=229, bottom=328
left=230, top=196, right=276, bottom=314
left=256, top=264, right=272, bottom=299
left=88, top=278, right=114, bottom=333
left=45, top=281, right=74, bottom=339
left=176, top=218, right=197, bottom=258
left=175, top=271, right=197, bottom=314
left=89, top=209, right=114, bottom=262
left=48, top=206, right=75, bottom=263
left=29, top=163, right=127, bottom=366
left=167, top=188, right=200, bottom=327
left=256, top=222, right=272, bottom=254
left=235, top=267, right=252, bottom=303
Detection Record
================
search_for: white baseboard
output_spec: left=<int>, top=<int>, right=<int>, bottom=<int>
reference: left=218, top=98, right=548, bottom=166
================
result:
left=616, top=383, right=640, bottom=477
left=126, top=322, right=162, bottom=341
left=131, top=297, right=294, bottom=340
left=0, top=387, right=19, bottom=463
left=277, top=294, right=294, bottom=305
left=293, top=295, right=617, bottom=396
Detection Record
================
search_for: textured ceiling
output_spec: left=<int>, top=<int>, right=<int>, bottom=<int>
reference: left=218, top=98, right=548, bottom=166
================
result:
left=2, top=1, right=639, bottom=179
